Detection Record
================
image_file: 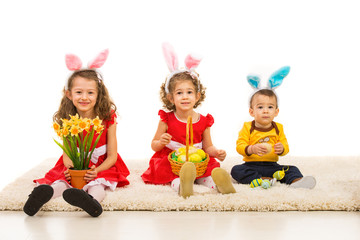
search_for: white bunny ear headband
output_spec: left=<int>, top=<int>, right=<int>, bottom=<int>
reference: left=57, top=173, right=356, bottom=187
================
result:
left=64, top=49, right=109, bottom=90
left=247, top=66, right=290, bottom=92
left=162, top=42, right=202, bottom=94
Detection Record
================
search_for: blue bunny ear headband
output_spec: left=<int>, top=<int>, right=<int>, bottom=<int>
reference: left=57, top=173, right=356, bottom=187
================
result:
left=247, top=66, right=290, bottom=90
left=247, top=66, right=290, bottom=106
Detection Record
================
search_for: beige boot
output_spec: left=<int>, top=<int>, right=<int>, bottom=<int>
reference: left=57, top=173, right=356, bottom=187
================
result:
left=211, top=168, right=236, bottom=194
left=179, top=162, right=196, bottom=198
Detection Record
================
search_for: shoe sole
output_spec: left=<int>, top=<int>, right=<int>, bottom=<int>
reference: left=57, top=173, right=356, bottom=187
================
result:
left=23, top=184, right=54, bottom=216
left=179, top=162, right=196, bottom=198
left=63, top=188, right=103, bottom=217
left=290, top=176, right=316, bottom=189
left=211, top=168, right=236, bottom=194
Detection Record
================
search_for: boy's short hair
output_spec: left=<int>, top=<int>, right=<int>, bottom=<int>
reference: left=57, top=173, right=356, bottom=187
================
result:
left=250, top=89, right=278, bottom=108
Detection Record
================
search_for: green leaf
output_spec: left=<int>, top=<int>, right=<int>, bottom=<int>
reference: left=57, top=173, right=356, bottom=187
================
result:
left=75, top=135, right=84, bottom=168
left=84, top=128, right=95, bottom=168
left=87, top=131, right=103, bottom=166
left=63, top=137, right=76, bottom=161
left=69, top=135, right=81, bottom=169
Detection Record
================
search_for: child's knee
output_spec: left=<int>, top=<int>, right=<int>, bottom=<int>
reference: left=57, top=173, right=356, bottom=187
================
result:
left=230, top=165, right=250, bottom=183
left=230, top=165, right=242, bottom=181
left=282, top=165, right=303, bottom=184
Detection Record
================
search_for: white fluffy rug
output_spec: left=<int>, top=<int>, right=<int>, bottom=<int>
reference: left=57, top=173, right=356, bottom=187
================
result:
left=0, top=156, right=359, bottom=212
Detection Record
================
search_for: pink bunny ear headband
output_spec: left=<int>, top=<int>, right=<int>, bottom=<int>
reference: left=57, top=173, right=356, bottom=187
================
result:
left=64, top=49, right=109, bottom=90
left=162, top=42, right=202, bottom=94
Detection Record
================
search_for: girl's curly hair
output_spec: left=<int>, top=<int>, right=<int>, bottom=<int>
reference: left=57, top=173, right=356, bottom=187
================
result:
left=160, top=71, right=206, bottom=111
left=53, top=69, right=116, bottom=124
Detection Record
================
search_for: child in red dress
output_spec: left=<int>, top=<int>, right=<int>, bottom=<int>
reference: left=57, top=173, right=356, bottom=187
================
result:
left=23, top=50, right=130, bottom=217
left=141, top=43, right=235, bottom=198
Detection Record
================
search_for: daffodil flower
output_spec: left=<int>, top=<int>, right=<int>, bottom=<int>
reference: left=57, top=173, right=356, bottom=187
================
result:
left=53, top=114, right=104, bottom=170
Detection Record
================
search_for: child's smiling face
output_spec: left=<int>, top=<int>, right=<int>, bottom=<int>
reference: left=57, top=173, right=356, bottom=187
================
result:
left=66, top=76, right=98, bottom=118
left=168, top=80, right=200, bottom=112
left=249, top=94, right=279, bottom=128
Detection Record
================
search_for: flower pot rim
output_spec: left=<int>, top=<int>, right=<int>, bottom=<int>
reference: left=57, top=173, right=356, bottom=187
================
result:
left=69, top=168, right=90, bottom=171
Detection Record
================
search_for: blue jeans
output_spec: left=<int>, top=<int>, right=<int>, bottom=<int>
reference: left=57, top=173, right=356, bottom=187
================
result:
left=231, top=161, right=303, bottom=185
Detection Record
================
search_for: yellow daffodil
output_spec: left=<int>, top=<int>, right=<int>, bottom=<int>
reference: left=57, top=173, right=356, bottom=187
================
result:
left=94, top=124, right=104, bottom=134
left=56, top=130, right=62, bottom=137
left=69, top=114, right=80, bottom=126
left=78, top=118, right=89, bottom=131
left=53, top=122, right=61, bottom=132
left=92, top=116, right=102, bottom=127
left=62, top=127, right=69, bottom=137
left=53, top=115, right=104, bottom=170
left=70, top=125, right=80, bottom=136
left=61, top=118, right=71, bottom=128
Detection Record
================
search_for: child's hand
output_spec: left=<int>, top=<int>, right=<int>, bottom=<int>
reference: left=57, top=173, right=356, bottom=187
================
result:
left=159, top=133, right=172, bottom=146
left=64, top=169, right=71, bottom=182
left=85, top=165, right=98, bottom=182
left=249, top=144, right=269, bottom=156
left=63, top=157, right=74, bottom=169
left=274, top=142, right=284, bottom=155
left=64, top=162, right=74, bottom=169
left=216, top=149, right=227, bottom=161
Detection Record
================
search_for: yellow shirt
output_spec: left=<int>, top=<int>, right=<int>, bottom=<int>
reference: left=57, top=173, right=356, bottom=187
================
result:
left=236, top=121, right=289, bottom=162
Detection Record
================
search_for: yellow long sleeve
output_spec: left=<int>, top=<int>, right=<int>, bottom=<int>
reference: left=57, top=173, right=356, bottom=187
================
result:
left=236, top=121, right=289, bottom=162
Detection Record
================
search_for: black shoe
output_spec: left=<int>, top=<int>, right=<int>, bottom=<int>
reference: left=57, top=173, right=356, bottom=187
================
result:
left=23, top=185, right=54, bottom=216
left=63, top=188, right=103, bottom=217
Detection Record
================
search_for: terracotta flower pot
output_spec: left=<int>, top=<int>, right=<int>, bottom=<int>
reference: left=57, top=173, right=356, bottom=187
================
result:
left=68, top=169, right=88, bottom=189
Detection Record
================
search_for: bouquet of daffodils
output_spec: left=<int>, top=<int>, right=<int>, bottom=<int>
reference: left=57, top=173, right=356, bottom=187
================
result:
left=53, top=114, right=104, bottom=170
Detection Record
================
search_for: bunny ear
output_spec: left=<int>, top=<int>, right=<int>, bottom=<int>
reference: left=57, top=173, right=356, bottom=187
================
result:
left=268, top=66, right=290, bottom=89
left=185, top=53, right=202, bottom=70
left=65, top=54, right=82, bottom=71
left=162, top=42, right=179, bottom=72
left=247, top=75, right=261, bottom=89
left=88, top=49, right=109, bottom=69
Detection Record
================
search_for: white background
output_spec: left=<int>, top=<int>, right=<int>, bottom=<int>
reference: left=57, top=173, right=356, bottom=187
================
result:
left=1, top=0, right=359, bottom=190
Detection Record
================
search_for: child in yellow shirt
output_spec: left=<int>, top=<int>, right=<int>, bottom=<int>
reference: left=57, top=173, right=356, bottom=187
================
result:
left=231, top=66, right=316, bottom=189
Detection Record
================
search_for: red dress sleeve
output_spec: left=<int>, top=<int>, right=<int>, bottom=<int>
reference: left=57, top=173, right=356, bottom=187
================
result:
left=105, top=111, right=117, bottom=128
left=205, top=114, right=214, bottom=128
left=158, top=110, right=169, bottom=123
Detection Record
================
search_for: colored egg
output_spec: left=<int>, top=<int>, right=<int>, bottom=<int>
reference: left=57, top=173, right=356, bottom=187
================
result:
left=250, top=178, right=263, bottom=188
left=260, top=143, right=272, bottom=154
left=178, top=155, right=186, bottom=163
left=261, top=180, right=271, bottom=189
left=189, top=153, right=203, bottom=163
left=196, top=149, right=206, bottom=159
left=188, top=146, right=197, bottom=154
left=176, top=147, right=186, bottom=156
left=273, top=170, right=285, bottom=180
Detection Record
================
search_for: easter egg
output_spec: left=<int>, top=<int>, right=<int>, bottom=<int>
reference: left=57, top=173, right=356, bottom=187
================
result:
left=260, top=143, right=272, bottom=154
left=261, top=180, right=271, bottom=189
left=178, top=155, right=186, bottom=163
left=273, top=170, right=285, bottom=180
left=250, top=178, right=262, bottom=188
left=188, top=146, right=197, bottom=154
left=196, top=149, right=206, bottom=159
left=176, top=147, right=186, bottom=156
left=189, top=153, right=203, bottom=163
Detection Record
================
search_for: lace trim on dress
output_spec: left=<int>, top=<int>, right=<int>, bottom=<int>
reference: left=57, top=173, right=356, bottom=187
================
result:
left=166, top=140, right=202, bottom=151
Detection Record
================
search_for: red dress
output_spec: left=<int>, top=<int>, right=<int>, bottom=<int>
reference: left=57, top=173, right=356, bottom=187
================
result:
left=141, top=110, right=221, bottom=184
left=35, top=113, right=130, bottom=188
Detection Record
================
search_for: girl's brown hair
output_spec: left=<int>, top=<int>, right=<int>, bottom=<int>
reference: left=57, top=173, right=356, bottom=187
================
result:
left=53, top=69, right=116, bottom=124
left=160, top=72, right=206, bottom=111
